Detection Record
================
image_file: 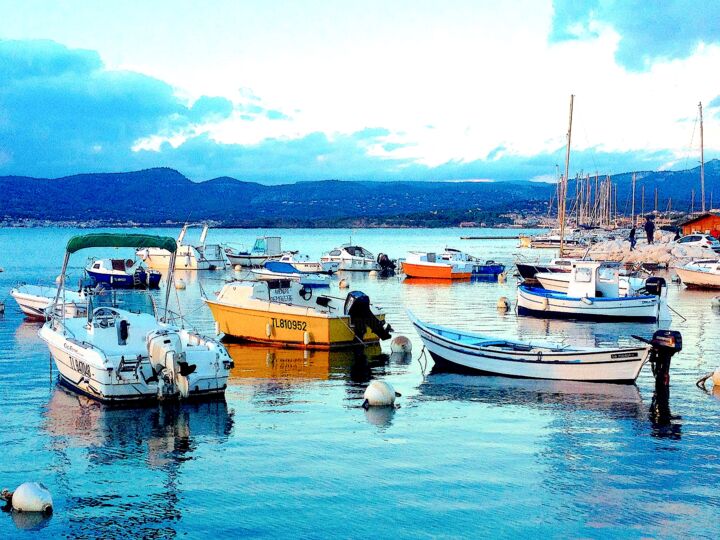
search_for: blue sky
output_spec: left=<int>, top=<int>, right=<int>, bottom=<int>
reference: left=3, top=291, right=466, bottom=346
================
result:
left=1, top=0, right=719, bottom=183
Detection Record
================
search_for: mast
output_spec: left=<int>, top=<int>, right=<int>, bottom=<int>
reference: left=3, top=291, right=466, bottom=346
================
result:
left=559, top=94, right=574, bottom=256
left=700, top=101, right=706, bottom=213
left=631, top=173, right=636, bottom=226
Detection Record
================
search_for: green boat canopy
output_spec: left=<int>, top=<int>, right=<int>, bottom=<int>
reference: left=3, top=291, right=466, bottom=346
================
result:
left=65, top=233, right=177, bottom=254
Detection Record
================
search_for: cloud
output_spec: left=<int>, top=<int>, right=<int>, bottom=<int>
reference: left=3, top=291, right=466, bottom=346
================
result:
left=550, top=1, right=720, bottom=71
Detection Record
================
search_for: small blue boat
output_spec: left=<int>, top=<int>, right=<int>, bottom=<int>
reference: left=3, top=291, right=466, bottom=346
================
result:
left=251, top=261, right=330, bottom=288
left=86, top=258, right=162, bottom=289
left=472, top=260, right=505, bottom=277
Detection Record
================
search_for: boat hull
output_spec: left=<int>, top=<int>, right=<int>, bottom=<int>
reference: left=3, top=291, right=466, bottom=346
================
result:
left=226, top=253, right=272, bottom=267
left=411, top=316, right=651, bottom=383
left=206, top=300, right=384, bottom=349
left=676, top=267, right=720, bottom=289
left=10, top=288, right=86, bottom=320
left=401, top=261, right=471, bottom=280
left=517, top=286, right=660, bottom=322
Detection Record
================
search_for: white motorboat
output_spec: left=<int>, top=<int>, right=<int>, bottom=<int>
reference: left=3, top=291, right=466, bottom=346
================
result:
left=320, top=245, right=379, bottom=272
left=39, top=233, right=232, bottom=403
left=250, top=261, right=330, bottom=288
left=225, top=236, right=282, bottom=267
left=137, top=224, right=224, bottom=270
left=276, top=253, right=338, bottom=274
left=11, top=284, right=91, bottom=320
left=675, top=259, right=720, bottom=289
left=517, top=261, right=669, bottom=322
left=85, top=258, right=162, bottom=289
left=409, top=311, right=683, bottom=383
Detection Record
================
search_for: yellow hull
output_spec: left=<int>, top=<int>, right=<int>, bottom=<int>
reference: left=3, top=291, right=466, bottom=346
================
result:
left=206, top=300, right=385, bottom=349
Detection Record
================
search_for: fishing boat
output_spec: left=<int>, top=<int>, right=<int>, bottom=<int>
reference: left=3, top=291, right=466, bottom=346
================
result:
left=675, top=259, right=720, bottom=289
left=517, top=261, right=669, bottom=322
left=320, top=245, right=380, bottom=272
left=276, top=253, right=338, bottom=274
left=225, top=236, right=282, bottom=267
left=10, top=284, right=90, bottom=320
left=409, top=311, right=682, bottom=383
left=205, top=279, right=392, bottom=348
left=534, top=264, right=645, bottom=295
left=39, top=233, right=233, bottom=403
left=85, top=258, right=161, bottom=289
left=137, top=224, right=224, bottom=270
left=402, top=248, right=504, bottom=280
left=251, top=261, right=330, bottom=288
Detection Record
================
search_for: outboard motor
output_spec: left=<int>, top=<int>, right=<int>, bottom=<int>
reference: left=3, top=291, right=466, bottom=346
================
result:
left=377, top=253, right=396, bottom=277
left=344, top=291, right=393, bottom=341
left=633, top=329, right=682, bottom=387
left=643, top=276, right=666, bottom=296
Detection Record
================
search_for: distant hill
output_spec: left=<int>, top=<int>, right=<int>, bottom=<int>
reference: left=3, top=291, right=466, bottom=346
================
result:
left=1, top=160, right=717, bottom=226
left=0, top=168, right=553, bottom=227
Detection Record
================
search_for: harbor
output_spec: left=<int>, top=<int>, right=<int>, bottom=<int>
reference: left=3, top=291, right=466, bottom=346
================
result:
left=1, top=225, right=720, bottom=537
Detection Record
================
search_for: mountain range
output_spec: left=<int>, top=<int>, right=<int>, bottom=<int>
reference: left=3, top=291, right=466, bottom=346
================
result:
left=1, top=160, right=717, bottom=227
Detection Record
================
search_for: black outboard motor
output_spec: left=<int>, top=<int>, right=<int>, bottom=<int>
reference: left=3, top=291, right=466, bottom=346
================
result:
left=633, top=329, right=682, bottom=387
left=344, top=291, right=392, bottom=341
left=643, top=276, right=666, bottom=296
left=376, top=253, right=396, bottom=277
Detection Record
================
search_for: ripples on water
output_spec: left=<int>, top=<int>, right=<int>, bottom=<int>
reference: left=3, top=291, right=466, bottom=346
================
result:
left=1, top=227, right=719, bottom=538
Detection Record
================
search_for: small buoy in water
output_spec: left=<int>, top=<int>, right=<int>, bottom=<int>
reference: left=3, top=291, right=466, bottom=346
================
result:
left=2, top=482, right=53, bottom=514
left=338, top=278, right=349, bottom=289
left=497, top=296, right=510, bottom=311
left=362, top=380, right=401, bottom=408
left=175, top=278, right=186, bottom=290
left=55, top=275, right=62, bottom=285
left=390, top=335, right=412, bottom=353
left=498, top=272, right=506, bottom=283
left=369, top=270, right=378, bottom=278
left=234, top=264, right=242, bottom=271
left=712, top=296, right=720, bottom=309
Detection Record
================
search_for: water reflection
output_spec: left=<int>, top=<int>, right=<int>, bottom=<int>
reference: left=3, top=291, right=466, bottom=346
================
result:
left=419, top=371, right=644, bottom=419
left=42, top=387, right=233, bottom=538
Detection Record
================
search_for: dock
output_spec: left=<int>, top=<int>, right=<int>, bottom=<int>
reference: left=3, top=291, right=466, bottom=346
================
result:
left=460, top=235, right=521, bottom=240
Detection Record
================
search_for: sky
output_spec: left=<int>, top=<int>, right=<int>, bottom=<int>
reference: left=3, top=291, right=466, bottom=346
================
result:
left=1, top=0, right=720, bottom=183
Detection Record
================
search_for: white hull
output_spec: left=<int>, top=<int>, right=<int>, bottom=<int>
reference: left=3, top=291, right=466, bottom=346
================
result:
left=676, top=267, right=720, bottom=289
left=517, top=286, right=662, bottom=321
left=11, top=287, right=87, bottom=320
left=250, top=269, right=329, bottom=287
left=536, top=273, right=636, bottom=295
left=226, top=253, right=272, bottom=267
left=321, top=257, right=379, bottom=272
left=410, top=314, right=651, bottom=382
left=138, top=246, right=211, bottom=270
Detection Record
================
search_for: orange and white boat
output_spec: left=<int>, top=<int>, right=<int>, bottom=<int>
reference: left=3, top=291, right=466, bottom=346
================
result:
left=402, top=251, right=475, bottom=280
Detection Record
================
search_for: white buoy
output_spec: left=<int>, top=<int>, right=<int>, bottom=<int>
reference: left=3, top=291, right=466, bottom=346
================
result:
left=498, top=272, right=506, bottom=283
left=175, top=278, right=186, bottom=290
left=55, top=274, right=62, bottom=285
left=338, top=278, right=349, bottom=289
left=712, top=296, right=720, bottom=309
left=7, top=482, right=53, bottom=514
left=497, top=296, right=510, bottom=311
left=362, top=380, right=401, bottom=408
left=390, top=335, right=412, bottom=354
left=369, top=270, right=378, bottom=278
left=234, top=264, right=242, bottom=271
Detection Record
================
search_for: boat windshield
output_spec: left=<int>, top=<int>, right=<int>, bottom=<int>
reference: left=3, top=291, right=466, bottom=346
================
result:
left=91, top=289, right=158, bottom=318
left=252, top=238, right=267, bottom=252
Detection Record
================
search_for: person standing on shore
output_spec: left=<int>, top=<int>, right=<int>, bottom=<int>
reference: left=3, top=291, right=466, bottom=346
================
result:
left=644, top=216, right=655, bottom=244
left=629, top=225, right=637, bottom=251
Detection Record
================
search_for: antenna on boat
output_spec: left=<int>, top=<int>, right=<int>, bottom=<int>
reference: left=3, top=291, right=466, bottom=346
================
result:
left=700, top=101, right=706, bottom=213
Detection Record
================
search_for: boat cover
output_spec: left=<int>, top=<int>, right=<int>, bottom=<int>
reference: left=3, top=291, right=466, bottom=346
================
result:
left=264, top=261, right=301, bottom=274
left=66, top=234, right=177, bottom=254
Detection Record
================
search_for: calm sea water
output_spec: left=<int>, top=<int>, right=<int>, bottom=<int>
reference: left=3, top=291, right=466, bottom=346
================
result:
left=1, top=227, right=719, bottom=539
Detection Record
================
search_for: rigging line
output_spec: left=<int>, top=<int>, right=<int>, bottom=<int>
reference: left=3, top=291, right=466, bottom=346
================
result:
left=683, top=112, right=699, bottom=172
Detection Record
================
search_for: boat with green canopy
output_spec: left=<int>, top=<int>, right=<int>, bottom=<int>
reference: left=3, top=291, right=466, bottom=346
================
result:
left=39, top=233, right=232, bottom=403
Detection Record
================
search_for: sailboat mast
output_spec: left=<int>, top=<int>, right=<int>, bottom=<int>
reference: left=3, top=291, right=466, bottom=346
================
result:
left=559, top=94, right=574, bottom=256
left=700, top=101, right=706, bottom=213
left=631, top=173, right=636, bottom=226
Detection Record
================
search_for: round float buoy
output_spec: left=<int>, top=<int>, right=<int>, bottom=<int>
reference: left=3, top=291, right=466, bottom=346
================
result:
left=712, top=296, right=720, bottom=309
left=55, top=275, right=62, bottom=285
left=369, top=270, right=378, bottom=278
left=234, top=264, right=242, bottom=271
left=5, top=482, right=53, bottom=514
left=362, top=380, right=401, bottom=408
left=338, top=279, right=349, bottom=289
left=175, top=278, right=186, bottom=290
left=390, top=335, right=412, bottom=354
left=497, top=296, right=510, bottom=311
left=498, top=272, right=506, bottom=283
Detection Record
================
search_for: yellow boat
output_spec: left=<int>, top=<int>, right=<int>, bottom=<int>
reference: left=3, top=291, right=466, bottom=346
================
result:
left=205, top=280, right=392, bottom=349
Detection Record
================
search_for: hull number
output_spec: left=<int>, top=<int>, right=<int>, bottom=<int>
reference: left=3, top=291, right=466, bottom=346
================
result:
left=271, top=318, right=307, bottom=331
left=69, top=357, right=92, bottom=378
